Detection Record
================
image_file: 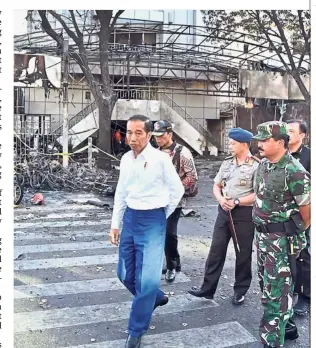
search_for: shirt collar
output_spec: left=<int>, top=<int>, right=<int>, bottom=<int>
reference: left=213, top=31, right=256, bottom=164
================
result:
left=290, top=144, right=303, bottom=156
left=159, top=141, right=177, bottom=153
left=267, top=151, right=290, bottom=169
left=233, top=151, right=252, bottom=166
left=133, top=142, right=153, bottom=161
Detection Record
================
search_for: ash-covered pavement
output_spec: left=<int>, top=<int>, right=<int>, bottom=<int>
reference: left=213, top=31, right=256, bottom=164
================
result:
left=14, top=158, right=310, bottom=348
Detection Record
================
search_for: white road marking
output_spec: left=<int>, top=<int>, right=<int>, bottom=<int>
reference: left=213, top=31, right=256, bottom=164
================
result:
left=14, top=273, right=191, bottom=299
left=61, top=322, right=257, bottom=348
left=15, top=294, right=219, bottom=332
left=14, top=254, right=118, bottom=271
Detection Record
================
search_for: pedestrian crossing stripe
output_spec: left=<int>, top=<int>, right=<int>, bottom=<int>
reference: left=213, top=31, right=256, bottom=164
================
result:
left=14, top=254, right=118, bottom=271
left=14, top=219, right=112, bottom=230
left=62, top=322, right=257, bottom=348
left=15, top=273, right=192, bottom=299
left=14, top=240, right=114, bottom=255
left=15, top=294, right=219, bottom=332
left=14, top=194, right=258, bottom=348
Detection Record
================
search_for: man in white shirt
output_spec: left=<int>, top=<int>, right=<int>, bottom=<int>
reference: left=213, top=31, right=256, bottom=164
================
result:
left=110, top=114, right=184, bottom=348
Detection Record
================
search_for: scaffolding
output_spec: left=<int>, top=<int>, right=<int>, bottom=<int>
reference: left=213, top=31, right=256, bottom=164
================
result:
left=13, top=15, right=310, bottom=154
left=14, top=17, right=310, bottom=98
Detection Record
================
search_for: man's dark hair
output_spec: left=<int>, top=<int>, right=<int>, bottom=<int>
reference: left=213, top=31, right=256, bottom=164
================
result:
left=128, top=114, right=152, bottom=133
left=273, top=134, right=290, bottom=149
left=286, top=119, right=307, bottom=134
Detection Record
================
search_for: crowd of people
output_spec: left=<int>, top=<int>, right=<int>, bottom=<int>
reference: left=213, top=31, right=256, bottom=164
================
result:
left=109, top=115, right=311, bottom=348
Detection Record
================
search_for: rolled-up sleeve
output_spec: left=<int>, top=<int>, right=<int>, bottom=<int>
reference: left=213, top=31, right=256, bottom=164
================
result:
left=111, top=156, right=128, bottom=230
left=163, top=155, right=184, bottom=218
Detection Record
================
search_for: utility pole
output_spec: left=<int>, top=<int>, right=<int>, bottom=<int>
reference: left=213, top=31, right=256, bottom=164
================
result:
left=62, top=39, right=69, bottom=168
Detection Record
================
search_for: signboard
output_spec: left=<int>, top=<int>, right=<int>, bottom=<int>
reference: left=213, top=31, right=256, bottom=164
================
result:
left=14, top=53, right=62, bottom=89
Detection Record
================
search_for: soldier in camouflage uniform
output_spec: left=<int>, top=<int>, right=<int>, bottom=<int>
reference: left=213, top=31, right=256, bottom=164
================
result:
left=252, top=121, right=311, bottom=348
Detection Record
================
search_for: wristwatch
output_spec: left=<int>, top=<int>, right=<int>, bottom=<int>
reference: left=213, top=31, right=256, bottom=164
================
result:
left=234, top=198, right=240, bottom=206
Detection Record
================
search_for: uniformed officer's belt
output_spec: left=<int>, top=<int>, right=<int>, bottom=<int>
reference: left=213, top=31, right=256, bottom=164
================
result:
left=255, top=222, right=285, bottom=233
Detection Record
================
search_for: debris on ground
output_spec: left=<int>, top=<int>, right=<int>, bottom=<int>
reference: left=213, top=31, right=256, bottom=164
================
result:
left=31, top=193, right=45, bottom=205
left=14, top=253, right=27, bottom=261
left=37, top=298, right=50, bottom=309
left=86, top=200, right=111, bottom=208
left=181, top=209, right=201, bottom=217
left=14, top=154, right=118, bottom=196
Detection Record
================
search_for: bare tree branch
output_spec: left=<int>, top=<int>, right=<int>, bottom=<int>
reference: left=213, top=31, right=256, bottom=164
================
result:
left=254, top=11, right=291, bottom=73
left=270, top=11, right=298, bottom=73
left=109, top=10, right=124, bottom=33
left=297, top=10, right=309, bottom=45
left=38, top=10, right=64, bottom=46
left=297, top=46, right=307, bottom=70
left=48, top=10, right=80, bottom=45
left=69, top=10, right=82, bottom=39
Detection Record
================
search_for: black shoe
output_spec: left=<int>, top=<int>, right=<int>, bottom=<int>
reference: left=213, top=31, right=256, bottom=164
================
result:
left=154, top=295, right=169, bottom=310
left=232, top=293, right=245, bottom=305
left=125, top=335, right=141, bottom=348
left=293, top=295, right=309, bottom=316
left=165, top=269, right=176, bottom=283
left=188, top=288, right=214, bottom=300
left=285, top=318, right=299, bottom=340
left=162, top=263, right=181, bottom=274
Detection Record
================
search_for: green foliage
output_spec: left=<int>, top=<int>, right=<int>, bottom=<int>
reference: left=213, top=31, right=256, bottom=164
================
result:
left=201, top=10, right=310, bottom=52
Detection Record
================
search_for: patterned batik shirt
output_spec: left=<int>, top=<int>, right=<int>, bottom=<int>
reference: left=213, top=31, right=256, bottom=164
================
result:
left=253, top=152, right=311, bottom=227
left=161, top=142, right=198, bottom=208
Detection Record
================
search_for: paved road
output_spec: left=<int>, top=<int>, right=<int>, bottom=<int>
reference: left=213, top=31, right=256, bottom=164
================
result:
left=14, top=186, right=309, bottom=347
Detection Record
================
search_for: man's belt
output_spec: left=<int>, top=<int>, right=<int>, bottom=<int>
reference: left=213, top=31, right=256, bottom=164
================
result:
left=255, top=222, right=285, bottom=233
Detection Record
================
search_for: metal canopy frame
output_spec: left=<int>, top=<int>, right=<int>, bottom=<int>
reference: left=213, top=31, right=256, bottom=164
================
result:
left=14, top=16, right=310, bottom=98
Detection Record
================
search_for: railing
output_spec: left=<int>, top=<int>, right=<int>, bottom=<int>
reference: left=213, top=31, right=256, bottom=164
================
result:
left=49, top=88, right=220, bottom=149
left=52, top=100, right=98, bottom=135
left=52, top=89, right=158, bottom=135
left=158, top=92, right=219, bottom=148
left=114, top=88, right=158, bottom=101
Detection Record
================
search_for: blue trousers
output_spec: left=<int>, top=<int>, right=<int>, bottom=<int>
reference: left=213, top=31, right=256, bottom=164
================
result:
left=117, top=207, right=167, bottom=337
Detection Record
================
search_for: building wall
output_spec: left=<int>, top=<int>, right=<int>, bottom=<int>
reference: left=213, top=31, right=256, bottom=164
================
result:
left=158, top=80, right=220, bottom=130
left=20, top=85, right=93, bottom=131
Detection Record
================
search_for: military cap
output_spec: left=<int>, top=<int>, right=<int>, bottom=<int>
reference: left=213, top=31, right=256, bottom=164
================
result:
left=152, top=120, right=173, bottom=136
left=253, top=121, right=288, bottom=141
left=228, top=127, right=253, bottom=143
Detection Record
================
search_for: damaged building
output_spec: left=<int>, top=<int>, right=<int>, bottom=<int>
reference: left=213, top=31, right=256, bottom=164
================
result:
left=13, top=10, right=310, bottom=160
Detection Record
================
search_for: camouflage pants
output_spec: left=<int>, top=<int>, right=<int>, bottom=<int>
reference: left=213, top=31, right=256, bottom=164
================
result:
left=255, top=230, right=294, bottom=348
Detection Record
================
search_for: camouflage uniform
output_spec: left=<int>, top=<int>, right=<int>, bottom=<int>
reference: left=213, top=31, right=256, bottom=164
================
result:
left=252, top=122, right=311, bottom=347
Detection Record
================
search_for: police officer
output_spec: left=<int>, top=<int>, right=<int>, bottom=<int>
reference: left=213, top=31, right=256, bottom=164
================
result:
left=252, top=121, right=311, bottom=348
left=286, top=119, right=311, bottom=315
left=188, top=127, right=259, bottom=305
left=152, top=120, right=198, bottom=283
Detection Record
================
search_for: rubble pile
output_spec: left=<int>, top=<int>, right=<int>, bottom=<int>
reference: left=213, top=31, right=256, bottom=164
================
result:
left=14, top=154, right=118, bottom=195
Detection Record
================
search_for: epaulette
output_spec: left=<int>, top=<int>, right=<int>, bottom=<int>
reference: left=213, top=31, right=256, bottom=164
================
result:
left=224, top=155, right=233, bottom=160
left=251, top=155, right=261, bottom=163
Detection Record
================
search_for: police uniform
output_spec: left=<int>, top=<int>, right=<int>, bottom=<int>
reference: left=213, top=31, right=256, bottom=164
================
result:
left=252, top=121, right=311, bottom=348
left=189, top=128, right=258, bottom=301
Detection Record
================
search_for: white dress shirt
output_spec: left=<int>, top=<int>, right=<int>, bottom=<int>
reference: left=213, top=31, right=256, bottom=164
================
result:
left=111, top=143, right=184, bottom=230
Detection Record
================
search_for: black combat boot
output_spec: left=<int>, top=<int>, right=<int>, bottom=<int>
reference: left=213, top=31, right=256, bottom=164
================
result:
left=285, top=318, right=299, bottom=340
left=293, top=294, right=309, bottom=315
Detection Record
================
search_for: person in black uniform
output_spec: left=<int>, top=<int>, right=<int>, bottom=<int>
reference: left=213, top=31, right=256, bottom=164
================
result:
left=286, top=119, right=311, bottom=315
left=188, top=128, right=259, bottom=305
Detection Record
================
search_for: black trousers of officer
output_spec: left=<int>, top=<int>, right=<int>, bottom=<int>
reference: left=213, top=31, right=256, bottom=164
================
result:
left=165, top=207, right=182, bottom=270
left=294, top=227, right=310, bottom=298
left=200, top=205, right=255, bottom=297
